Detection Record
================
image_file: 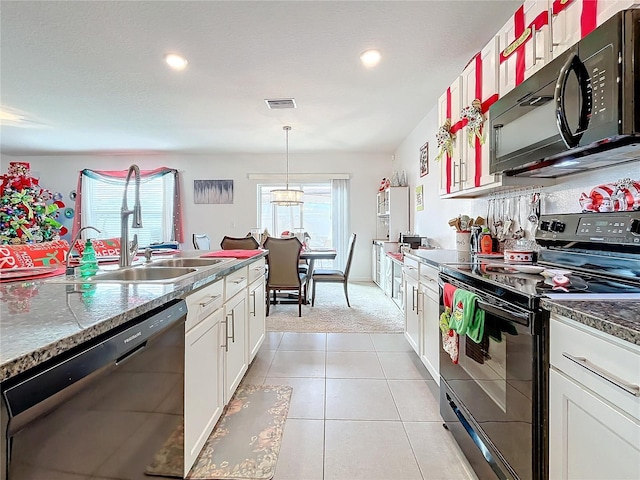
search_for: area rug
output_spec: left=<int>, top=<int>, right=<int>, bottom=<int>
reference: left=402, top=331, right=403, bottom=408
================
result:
left=266, top=281, right=403, bottom=333
left=146, top=384, right=292, bottom=479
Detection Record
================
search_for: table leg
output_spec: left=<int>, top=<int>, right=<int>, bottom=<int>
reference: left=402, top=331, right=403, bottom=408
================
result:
left=306, top=258, right=315, bottom=305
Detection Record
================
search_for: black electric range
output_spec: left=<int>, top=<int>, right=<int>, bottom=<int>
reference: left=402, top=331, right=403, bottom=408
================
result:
left=441, top=211, right=640, bottom=308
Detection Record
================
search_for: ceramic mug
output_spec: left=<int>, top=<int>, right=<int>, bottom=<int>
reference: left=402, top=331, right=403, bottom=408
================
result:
left=455, top=231, right=471, bottom=251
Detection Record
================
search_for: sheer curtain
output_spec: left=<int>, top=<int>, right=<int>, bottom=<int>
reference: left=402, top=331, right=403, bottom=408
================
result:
left=331, top=179, right=350, bottom=269
left=73, top=167, right=184, bottom=244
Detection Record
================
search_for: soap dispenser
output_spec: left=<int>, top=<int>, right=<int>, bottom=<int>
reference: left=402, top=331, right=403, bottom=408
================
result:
left=79, top=239, right=99, bottom=278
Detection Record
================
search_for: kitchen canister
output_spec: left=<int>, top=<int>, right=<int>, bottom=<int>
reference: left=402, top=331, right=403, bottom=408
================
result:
left=455, top=230, right=471, bottom=251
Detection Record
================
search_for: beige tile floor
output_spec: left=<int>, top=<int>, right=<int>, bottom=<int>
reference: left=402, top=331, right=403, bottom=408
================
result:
left=241, top=332, right=478, bottom=480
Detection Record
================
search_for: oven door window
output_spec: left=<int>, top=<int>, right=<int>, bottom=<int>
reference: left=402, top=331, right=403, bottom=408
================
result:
left=441, top=309, right=533, bottom=480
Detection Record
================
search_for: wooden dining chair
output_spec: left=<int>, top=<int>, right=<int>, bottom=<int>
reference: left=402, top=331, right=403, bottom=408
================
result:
left=192, top=233, right=211, bottom=250
left=263, top=236, right=307, bottom=317
left=220, top=234, right=260, bottom=250
left=311, top=233, right=356, bottom=307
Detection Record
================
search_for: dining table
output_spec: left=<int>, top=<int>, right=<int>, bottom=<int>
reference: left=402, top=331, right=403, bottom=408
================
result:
left=300, top=248, right=337, bottom=300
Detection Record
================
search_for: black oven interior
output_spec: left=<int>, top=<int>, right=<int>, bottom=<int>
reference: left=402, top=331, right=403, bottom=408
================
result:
left=439, top=274, right=548, bottom=480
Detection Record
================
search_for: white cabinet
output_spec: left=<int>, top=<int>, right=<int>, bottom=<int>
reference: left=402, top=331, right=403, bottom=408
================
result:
left=372, top=242, right=381, bottom=285
left=498, top=0, right=551, bottom=97
left=551, top=0, right=637, bottom=58
left=438, top=76, right=464, bottom=196
left=549, top=314, right=640, bottom=479
left=403, top=256, right=421, bottom=354
left=183, top=279, right=225, bottom=474
left=458, top=36, right=501, bottom=194
left=418, top=263, right=440, bottom=385
left=184, top=307, right=224, bottom=472
left=247, top=261, right=266, bottom=363
left=376, top=187, right=409, bottom=242
left=223, top=289, right=248, bottom=404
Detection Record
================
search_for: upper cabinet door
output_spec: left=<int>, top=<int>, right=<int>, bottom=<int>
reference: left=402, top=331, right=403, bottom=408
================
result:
left=437, top=77, right=464, bottom=196
left=460, top=36, right=500, bottom=191
left=498, top=0, right=551, bottom=97
left=551, top=0, right=637, bottom=59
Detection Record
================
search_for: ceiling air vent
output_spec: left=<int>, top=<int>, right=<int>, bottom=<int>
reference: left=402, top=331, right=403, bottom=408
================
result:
left=265, top=98, right=297, bottom=110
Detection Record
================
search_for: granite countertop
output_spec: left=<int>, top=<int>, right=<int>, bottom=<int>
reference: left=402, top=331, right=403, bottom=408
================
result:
left=404, top=249, right=640, bottom=347
left=0, top=251, right=268, bottom=383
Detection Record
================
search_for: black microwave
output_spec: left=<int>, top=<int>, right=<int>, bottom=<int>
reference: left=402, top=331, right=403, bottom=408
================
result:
left=490, top=9, right=640, bottom=178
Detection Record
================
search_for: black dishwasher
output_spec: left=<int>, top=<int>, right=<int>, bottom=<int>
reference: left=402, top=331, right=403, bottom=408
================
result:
left=1, top=299, right=186, bottom=480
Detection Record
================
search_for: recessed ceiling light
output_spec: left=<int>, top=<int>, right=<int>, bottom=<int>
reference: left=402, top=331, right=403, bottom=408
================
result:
left=164, top=53, right=188, bottom=71
left=360, top=49, right=381, bottom=68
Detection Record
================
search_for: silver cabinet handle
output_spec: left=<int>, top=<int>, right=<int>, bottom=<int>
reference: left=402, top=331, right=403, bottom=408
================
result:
left=549, top=7, right=558, bottom=53
left=221, top=319, right=229, bottom=352
left=232, top=277, right=246, bottom=284
left=250, top=291, right=256, bottom=316
left=416, top=289, right=422, bottom=315
left=562, top=352, right=640, bottom=397
left=452, top=161, right=458, bottom=186
left=411, top=285, right=417, bottom=312
left=459, top=160, right=465, bottom=185
left=199, top=294, right=221, bottom=308
left=530, top=23, right=544, bottom=66
left=229, top=310, right=235, bottom=343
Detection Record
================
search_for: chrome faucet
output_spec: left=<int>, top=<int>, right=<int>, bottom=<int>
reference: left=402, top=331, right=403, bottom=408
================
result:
left=66, top=226, right=101, bottom=275
left=120, top=164, right=143, bottom=267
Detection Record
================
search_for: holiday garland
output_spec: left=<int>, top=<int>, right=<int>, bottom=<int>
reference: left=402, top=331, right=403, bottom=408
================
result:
left=0, top=162, right=62, bottom=244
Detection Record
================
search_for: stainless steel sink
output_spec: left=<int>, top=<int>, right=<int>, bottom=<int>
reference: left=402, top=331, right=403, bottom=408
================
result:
left=149, top=258, right=234, bottom=268
left=51, top=266, right=199, bottom=283
left=93, top=267, right=197, bottom=282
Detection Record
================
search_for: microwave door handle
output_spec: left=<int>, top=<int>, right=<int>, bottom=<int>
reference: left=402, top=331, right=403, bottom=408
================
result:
left=554, top=53, right=592, bottom=148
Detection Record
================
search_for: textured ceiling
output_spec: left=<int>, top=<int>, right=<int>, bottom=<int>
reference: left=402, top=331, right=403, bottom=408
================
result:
left=0, top=0, right=521, bottom=156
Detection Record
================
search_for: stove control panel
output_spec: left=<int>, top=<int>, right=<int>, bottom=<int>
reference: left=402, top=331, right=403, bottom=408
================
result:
left=536, top=212, right=640, bottom=245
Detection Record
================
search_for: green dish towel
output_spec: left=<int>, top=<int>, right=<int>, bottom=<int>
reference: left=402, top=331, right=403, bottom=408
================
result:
left=449, top=289, right=485, bottom=343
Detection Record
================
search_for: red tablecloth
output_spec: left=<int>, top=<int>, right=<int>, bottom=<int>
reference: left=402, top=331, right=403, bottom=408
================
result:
left=201, top=249, right=263, bottom=259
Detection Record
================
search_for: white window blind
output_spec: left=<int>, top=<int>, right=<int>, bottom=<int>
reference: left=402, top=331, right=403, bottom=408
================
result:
left=81, top=174, right=175, bottom=247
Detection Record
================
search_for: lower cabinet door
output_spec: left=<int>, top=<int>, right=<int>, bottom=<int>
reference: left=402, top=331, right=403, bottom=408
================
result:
left=248, top=278, right=266, bottom=363
left=549, top=368, right=640, bottom=480
left=403, top=274, right=420, bottom=354
left=224, top=292, right=248, bottom=404
left=184, top=307, right=224, bottom=472
left=419, top=284, right=440, bottom=385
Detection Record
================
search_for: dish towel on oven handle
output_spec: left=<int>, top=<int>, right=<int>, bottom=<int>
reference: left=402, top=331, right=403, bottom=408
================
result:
left=440, top=307, right=459, bottom=364
left=449, top=289, right=485, bottom=344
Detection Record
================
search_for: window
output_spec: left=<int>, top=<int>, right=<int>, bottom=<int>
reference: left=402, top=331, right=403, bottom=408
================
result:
left=258, top=179, right=350, bottom=268
left=79, top=169, right=180, bottom=247
left=258, top=183, right=332, bottom=248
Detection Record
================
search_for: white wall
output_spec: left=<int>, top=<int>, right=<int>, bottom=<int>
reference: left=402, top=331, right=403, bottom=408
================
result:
left=393, top=106, right=640, bottom=249
left=11, top=152, right=389, bottom=281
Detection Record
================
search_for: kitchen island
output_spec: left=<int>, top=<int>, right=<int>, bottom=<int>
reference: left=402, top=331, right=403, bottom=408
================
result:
left=1, top=251, right=268, bottom=480
left=0, top=251, right=267, bottom=382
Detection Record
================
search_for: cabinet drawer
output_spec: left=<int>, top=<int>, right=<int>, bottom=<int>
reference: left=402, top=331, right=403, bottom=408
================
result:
left=225, top=266, right=248, bottom=300
left=419, top=264, right=439, bottom=293
left=185, top=280, right=223, bottom=332
left=403, top=256, right=419, bottom=281
left=550, top=314, right=640, bottom=420
left=248, top=258, right=266, bottom=284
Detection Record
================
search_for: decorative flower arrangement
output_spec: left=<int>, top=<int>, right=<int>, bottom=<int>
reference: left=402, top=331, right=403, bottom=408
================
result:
left=435, top=119, right=455, bottom=162
left=460, top=99, right=485, bottom=148
left=0, top=162, right=62, bottom=244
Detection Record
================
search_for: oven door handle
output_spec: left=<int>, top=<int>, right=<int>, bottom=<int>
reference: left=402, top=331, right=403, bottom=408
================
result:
left=476, top=300, right=530, bottom=326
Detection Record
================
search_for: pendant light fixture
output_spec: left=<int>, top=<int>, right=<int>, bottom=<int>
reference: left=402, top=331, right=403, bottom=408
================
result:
left=271, top=125, right=304, bottom=205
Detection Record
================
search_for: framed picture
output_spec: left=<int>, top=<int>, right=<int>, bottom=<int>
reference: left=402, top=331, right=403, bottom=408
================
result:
left=419, top=142, right=429, bottom=177
left=416, top=185, right=424, bottom=211
left=194, top=180, right=234, bottom=204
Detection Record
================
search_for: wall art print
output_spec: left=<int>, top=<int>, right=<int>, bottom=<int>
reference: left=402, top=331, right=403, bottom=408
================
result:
left=419, top=142, right=429, bottom=177
left=194, top=180, right=234, bottom=204
left=416, top=185, right=424, bottom=211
